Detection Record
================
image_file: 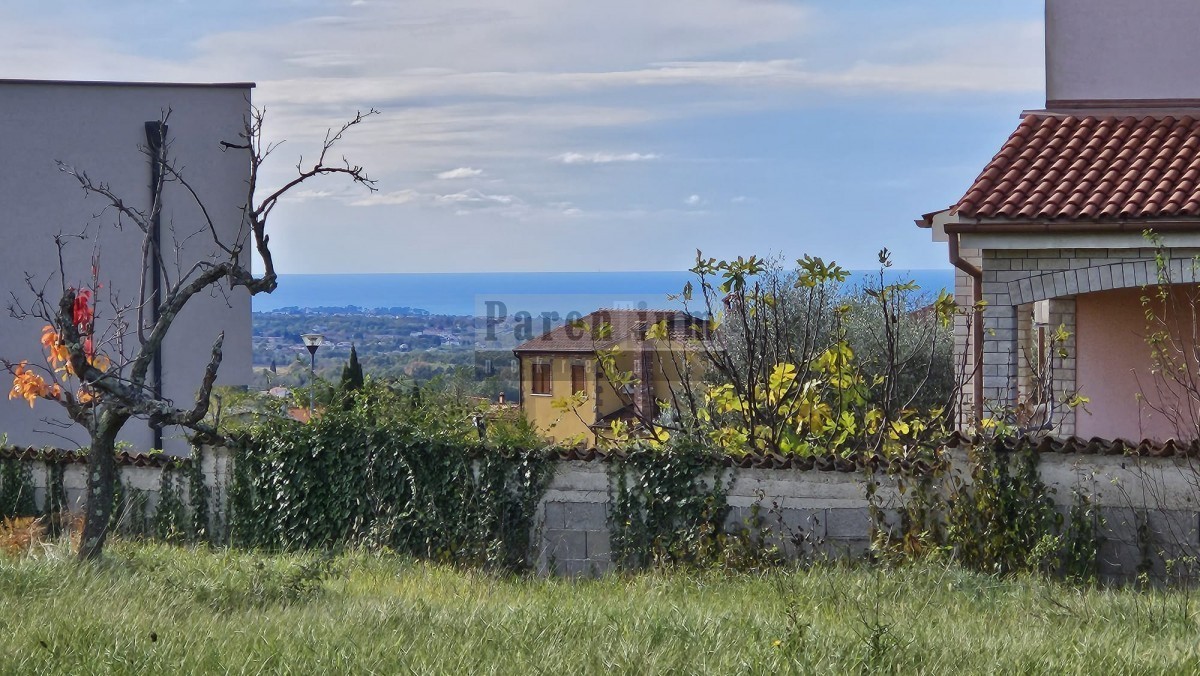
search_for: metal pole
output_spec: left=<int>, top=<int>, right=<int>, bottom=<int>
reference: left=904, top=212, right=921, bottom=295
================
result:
left=309, top=350, right=316, bottom=416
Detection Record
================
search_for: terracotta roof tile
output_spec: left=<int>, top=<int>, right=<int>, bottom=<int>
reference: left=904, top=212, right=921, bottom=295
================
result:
left=0, top=445, right=188, bottom=468
left=954, top=113, right=1200, bottom=222
left=944, top=431, right=1200, bottom=458
left=512, top=308, right=706, bottom=354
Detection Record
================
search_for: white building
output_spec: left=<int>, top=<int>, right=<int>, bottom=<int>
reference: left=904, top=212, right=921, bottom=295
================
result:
left=0, top=79, right=254, bottom=454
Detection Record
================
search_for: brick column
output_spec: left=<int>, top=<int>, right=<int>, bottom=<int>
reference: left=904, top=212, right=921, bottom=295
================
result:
left=954, top=248, right=982, bottom=429
left=982, top=302, right=1019, bottom=418
left=1046, top=297, right=1078, bottom=436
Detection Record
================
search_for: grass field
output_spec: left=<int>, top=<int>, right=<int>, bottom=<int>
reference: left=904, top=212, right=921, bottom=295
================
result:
left=0, top=542, right=1197, bottom=674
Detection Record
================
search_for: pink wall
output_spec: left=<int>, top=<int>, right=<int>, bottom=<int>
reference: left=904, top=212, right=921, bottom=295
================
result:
left=1075, top=287, right=1200, bottom=441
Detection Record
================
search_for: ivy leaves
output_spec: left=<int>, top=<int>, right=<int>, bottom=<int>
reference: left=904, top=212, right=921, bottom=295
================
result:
left=228, top=382, right=553, bottom=573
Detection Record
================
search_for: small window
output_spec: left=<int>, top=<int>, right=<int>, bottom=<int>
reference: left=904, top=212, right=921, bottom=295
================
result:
left=531, top=362, right=552, bottom=395
left=571, top=363, right=586, bottom=395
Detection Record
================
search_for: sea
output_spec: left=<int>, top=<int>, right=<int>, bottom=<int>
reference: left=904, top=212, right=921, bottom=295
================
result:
left=253, top=270, right=955, bottom=317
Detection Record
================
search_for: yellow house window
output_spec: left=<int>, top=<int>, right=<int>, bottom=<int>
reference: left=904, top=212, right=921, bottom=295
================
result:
left=531, top=362, right=552, bottom=395
left=571, top=363, right=586, bottom=395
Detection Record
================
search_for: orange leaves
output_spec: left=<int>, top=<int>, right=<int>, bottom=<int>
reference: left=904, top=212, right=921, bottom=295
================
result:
left=8, top=285, right=108, bottom=412
left=42, top=326, right=70, bottom=370
left=9, top=362, right=53, bottom=408
left=9, top=323, right=111, bottom=411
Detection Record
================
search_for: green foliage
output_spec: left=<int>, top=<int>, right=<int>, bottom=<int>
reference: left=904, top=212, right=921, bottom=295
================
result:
left=647, top=249, right=959, bottom=459
left=0, top=459, right=36, bottom=519
left=228, top=381, right=553, bottom=573
left=945, top=445, right=1062, bottom=575
left=153, top=469, right=188, bottom=544
left=1051, top=489, right=1103, bottom=582
left=608, top=442, right=732, bottom=569
left=187, top=446, right=210, bottom=541
left=875, top=443, right=1102, bottom=581
left=339, top=345, right=365, bottom=403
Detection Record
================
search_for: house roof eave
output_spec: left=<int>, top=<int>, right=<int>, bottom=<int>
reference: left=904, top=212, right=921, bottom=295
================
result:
left=944, top=218, right=1200, bottom=235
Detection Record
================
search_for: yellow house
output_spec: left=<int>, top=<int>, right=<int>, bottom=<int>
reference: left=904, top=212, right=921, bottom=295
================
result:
left=513, top=309, right=707, bottom=446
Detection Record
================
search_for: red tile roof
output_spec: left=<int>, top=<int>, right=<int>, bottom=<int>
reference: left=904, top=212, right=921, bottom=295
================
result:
left=954, top=113, right=1200, bottom=221
left=512, top=309, right=704, bottom=354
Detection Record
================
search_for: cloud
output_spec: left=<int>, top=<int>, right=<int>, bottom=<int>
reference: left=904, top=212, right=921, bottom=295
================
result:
left=350, top=189, right=422, bottom=206
left=351, top=187, right=519, bottom=208
left=434, top=189, right=518, bottom=205
left=555, top=152, right=661, bottom=164
left=280, top=189, right=337, bottom=202
left=436, top=167, right=484, bottom=179
left=0, top=2, right=1047, bottom=273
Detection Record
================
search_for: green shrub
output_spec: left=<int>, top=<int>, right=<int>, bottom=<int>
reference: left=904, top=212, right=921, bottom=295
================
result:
left=228, top=382, right=553, bottom=573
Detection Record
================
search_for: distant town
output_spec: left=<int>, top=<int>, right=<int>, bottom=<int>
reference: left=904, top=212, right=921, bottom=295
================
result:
left=252, top=306, right=520, bottom=399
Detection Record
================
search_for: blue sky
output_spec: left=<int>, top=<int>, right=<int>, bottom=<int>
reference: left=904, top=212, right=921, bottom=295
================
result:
left=0, top=1, right=1045, bottom=273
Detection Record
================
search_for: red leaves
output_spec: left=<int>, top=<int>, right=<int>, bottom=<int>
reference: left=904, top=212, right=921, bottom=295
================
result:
left=71, top=287, right=97, bottom=358
left=72, top=289, right=94, bottom=332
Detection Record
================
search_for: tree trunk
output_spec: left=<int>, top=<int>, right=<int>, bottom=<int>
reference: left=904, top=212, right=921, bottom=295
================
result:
left=77, top=410, right=126, bottom=561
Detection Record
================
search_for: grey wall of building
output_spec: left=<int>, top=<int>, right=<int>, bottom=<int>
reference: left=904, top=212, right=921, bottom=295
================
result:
left=0, top=81, right=253, bottom=454
left=1047, top=0, right=1200, bottom=102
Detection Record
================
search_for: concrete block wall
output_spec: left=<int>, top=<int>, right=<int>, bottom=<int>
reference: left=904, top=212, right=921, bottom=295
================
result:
left=8, top=447, right=1199, bottom=581
left=536, top=461, right=612, bottom=577
left=10, top=446, right=231, bottom=534
left=534, top=453, right=1200, bottom=580
left=533, top=461, right=900, bottom=575
left=1036, top=452, right=1200, bottom=578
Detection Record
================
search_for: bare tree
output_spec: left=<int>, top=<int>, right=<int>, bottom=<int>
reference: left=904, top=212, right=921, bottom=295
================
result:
left=4, top=106, right=377, bottom=560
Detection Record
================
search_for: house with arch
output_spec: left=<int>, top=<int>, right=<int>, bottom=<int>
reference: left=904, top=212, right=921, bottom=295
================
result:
left=921, top=0, right=1200, bottom=442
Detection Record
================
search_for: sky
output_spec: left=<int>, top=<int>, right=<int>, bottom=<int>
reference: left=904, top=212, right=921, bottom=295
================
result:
left=0, top=1, right=1045, bottom=274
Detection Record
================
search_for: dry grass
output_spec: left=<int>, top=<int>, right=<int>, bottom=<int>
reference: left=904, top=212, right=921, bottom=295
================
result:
left=0, top=516, right=45, bottom=557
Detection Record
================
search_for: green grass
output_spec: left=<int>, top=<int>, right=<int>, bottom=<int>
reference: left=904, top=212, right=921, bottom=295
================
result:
left=0, top=542, right=1198, bottom=674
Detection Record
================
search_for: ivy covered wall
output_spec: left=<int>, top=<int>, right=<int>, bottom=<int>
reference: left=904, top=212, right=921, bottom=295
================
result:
left=2, top=444, right=1197, bottom=581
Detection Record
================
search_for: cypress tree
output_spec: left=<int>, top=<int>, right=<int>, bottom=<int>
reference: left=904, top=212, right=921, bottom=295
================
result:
left=340, top=344, right=364, bottom=392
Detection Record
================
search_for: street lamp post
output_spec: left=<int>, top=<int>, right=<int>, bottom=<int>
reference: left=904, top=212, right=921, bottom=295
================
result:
left=301, top=332, right=325, bottom=416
